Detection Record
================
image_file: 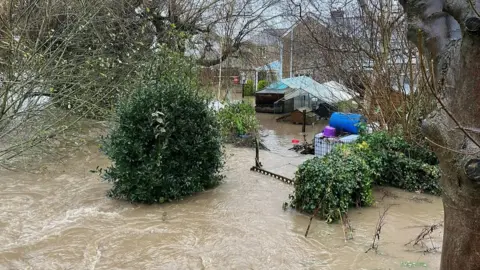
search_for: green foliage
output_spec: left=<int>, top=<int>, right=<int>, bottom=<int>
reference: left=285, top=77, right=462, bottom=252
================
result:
left=289, top=144, right=374, bottom=223
left=100, top=78, right=224, bottom=204
left=217, top=102, right=259, bottom=140
left=257, top=80, right=269, bottom=91
left=357, top=131, right=441, bottom=195
left=289, top=131, right=441, bottom=222
left=243, top=80, right=255, bottom=96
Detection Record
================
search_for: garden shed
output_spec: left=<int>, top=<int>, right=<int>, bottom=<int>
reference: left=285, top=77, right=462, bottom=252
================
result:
left=281, top=78, right=353, bottom=111
left=254, top=81, right=289, bottom=113
left=256, top=76, right=354, bottom=114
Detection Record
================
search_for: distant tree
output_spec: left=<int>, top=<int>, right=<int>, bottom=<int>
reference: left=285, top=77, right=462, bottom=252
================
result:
left=142, top=0, right=283, bottom=66
left=283, top=0, right=435, bottom=141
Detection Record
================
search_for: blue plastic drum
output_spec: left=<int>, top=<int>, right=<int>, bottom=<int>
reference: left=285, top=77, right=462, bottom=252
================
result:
left=328, top=113, right=365, bottom=134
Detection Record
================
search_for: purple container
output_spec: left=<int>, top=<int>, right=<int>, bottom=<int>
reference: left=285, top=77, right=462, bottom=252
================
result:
left=323, top=126, right=336, bottom=137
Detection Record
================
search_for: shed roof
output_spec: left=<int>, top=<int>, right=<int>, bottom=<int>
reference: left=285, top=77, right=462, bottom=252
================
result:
left=257, top=77, right=353, bottom=104
left=282, top=77, right=353, bottom=104
left=256, top=80, right=289, bottom=94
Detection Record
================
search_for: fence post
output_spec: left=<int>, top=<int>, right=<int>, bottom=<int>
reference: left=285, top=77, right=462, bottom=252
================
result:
left=255, top=136, right=261, bottom=167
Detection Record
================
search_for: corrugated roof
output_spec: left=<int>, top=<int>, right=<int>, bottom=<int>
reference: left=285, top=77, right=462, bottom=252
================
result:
left=256, top=81, right=289, bottom=94
left=256, top=77, right=353, bottom=104
left=282, top=77, right=353, bottom=104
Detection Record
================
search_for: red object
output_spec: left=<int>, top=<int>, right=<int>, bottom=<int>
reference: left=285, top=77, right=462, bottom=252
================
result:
left=233, top=76, right=239, bottom=85
left=292, top=139, right=300, bottom=144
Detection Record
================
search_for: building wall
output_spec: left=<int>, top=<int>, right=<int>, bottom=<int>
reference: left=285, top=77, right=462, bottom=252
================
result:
left=281, top=17, right=346, bottom=83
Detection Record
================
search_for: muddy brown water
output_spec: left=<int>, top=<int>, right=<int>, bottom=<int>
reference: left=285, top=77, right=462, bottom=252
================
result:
left=0, top=115, right=443, bottom=269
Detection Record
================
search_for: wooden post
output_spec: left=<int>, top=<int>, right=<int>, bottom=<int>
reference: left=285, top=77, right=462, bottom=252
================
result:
left=255, top=136, right=261, bottom=168
left=302, top=110, right=307, bottom=142
left=302, top=110, right=307, bottom=133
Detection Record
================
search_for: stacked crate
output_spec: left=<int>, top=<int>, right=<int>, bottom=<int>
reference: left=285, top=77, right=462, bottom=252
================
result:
left=314, top=134, right=360, bottom=157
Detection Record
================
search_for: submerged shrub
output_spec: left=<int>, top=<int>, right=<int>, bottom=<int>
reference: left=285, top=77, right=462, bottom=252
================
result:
left=100, top=80, right=224, bottom=204
left=289, top=131, right=440, bottom=222
left=357, top=131, right=441, bottom=195
left=289, top=144, right=374, bottom=223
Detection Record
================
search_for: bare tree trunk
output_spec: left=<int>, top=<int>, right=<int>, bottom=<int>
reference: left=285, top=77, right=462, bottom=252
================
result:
left=400, top=0, right=480, bottom=268
left=424, top=39, right=480, bottom=269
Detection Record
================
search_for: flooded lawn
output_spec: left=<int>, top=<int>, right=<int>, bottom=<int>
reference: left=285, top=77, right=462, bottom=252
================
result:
left=0, top=116, right=443, bottom=269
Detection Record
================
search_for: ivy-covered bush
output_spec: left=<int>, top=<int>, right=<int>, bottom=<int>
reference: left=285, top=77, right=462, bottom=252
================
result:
left=357, top=131, right=441, bottom=195
left=100, top=80, right=224, bottom=204
left=243, top=80, right=255, bottom=96
left=289, top=131, right=441, bottom=222
left=289, top=143, right=374, bottom=223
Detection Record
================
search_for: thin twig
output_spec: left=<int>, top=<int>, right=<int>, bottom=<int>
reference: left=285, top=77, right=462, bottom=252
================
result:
left=424, top=136, right=480, bottom=156
left=340, top=211, right=354, bottom=241
left=405, top=222, right=442, bottom=253
left=405, top=222, right=443, bottom=247
left=365, top=205, right=392, bottom=253
left=305, top=203, right=321, bottom=238
left=339, top=209, right=347, bottom=242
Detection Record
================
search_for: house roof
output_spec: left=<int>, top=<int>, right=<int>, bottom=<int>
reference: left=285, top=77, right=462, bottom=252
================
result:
left=249, top=28, right=288, bottom=46
left=281, top=13, right=324, bottom=38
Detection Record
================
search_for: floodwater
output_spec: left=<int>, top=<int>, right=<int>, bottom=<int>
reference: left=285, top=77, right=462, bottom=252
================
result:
left=0, top=115, right=444, bottom=270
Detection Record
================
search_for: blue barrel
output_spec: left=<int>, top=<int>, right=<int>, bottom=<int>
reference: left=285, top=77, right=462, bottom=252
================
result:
left=328, top=113, right=365, bottom=134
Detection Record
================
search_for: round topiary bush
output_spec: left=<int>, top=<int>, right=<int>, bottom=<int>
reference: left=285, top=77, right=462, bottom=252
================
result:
left=257, top=80, right=269, bottom=91
left=100, top=81, right=224, bottom=204
left=289, top=144, right=374, bottom=223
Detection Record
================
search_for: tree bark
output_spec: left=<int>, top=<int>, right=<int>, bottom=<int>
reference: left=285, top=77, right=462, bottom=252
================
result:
left=400, top=0, right=480, bottom=269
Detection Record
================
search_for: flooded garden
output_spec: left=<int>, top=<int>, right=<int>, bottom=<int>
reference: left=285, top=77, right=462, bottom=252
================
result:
left=0, top=3, right=450, bottom=268
left=0, top=115, right=444, bottom=270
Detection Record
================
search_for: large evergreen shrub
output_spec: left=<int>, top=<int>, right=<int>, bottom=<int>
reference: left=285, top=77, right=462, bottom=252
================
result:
left=100, top=80, right=224, bottom=204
